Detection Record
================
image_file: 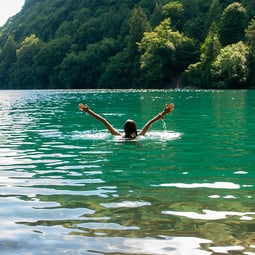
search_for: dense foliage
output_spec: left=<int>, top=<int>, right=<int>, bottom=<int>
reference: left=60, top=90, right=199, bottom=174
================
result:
left=0, top=0, right=255, bottom=89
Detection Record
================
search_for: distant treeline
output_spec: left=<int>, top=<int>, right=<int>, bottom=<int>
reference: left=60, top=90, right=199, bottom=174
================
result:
left=0, top=0, right=255, bottom=89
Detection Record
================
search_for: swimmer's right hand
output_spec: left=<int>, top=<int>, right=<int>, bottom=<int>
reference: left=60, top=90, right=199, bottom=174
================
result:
left=164, top=103, right=174, bottom=114
left=79, top=103, right=89, bottom=112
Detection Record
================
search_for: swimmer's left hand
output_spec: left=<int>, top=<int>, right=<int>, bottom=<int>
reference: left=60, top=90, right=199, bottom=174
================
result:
left=164, top=103, right=174, bottom=114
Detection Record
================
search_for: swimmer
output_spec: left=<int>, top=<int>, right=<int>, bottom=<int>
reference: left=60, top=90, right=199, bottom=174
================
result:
left=79, top=103, right=174, bottom=139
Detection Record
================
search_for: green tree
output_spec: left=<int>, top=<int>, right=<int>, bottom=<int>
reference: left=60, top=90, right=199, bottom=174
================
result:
left=245, top=18, right=255, bottom=87
left=200, top=22, right=221, bottom=87
left=128, top=6, right=151, bottom=54
left=211, top=41, right=249, bottom=89
left=33, top=36, right=71, bottom=88
left=74, top=17, right=104, bottom=50
left=241, top=0, right=255, bottom=17
left=99, top=7, right=151, bottom=89
left=98, top=50, right=132, bottom=89
left=9, top=34, right=42, bottom=88
left=58, top=37, right=117, bottom=88
left=138, top=18, right=196, bottom=87
left=182, top=62, right=203, bottom=88
left=0, top=36, right=17, bottom=87
left=56, top=52, right=83, bottom=89
left=219, top=2, right=249, bottom=46
left=162, top=1, right=185, bottom=31
left=246, top=18, right=255, bottom=50
left=181, top=0, right=210, bottom=40
left=201, top=22, right=221, bottom=65
left=150, top=3, right=163, bottom=27
left=206, top=0, right=221, bottom=29
left=182, top=22, right=221, bottom=88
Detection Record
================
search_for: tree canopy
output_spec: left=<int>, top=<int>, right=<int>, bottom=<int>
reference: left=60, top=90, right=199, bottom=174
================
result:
left=0, top=0, right=254, bottom=89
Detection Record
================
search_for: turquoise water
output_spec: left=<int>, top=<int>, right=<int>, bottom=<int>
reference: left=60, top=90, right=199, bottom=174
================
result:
left=0, top=89, right=255, bottom=255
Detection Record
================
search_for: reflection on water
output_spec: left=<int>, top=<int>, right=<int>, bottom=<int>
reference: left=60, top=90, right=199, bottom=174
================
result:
left=0, top=90, right=255, bottom=255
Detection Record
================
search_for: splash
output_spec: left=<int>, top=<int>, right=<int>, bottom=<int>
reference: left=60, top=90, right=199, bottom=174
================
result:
left=72, top=131, right=111, bottom=140
left=161, top=118, right=167, bottom=131
left=146, top=131, right=182, bottom=141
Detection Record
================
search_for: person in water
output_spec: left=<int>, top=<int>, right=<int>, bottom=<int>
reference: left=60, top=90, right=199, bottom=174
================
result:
left=79, top=103, right=174, bottom=139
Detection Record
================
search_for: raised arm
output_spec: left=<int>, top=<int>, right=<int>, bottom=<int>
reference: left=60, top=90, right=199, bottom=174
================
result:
left=79, top=103, right=121, bottom=136
left=138, top=103, right=174, bottom=136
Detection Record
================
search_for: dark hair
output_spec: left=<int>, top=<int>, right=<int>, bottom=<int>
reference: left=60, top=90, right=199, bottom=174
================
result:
left=124, top=119, right=138, bottom=139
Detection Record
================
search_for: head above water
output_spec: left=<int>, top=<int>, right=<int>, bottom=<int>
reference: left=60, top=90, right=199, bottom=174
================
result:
left=124, top=119, right=138, bottom=139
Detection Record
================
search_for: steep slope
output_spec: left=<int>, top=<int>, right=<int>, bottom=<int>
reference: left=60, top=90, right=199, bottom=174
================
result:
left=0, top=0, right=253, bottom=89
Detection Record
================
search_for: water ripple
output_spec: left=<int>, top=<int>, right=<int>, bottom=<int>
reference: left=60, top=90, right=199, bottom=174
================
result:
left=1, top=90, right=255, bottom=255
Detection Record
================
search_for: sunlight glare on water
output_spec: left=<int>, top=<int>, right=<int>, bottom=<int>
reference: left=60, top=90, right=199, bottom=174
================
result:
left=0, top=89, right=255, bottom=255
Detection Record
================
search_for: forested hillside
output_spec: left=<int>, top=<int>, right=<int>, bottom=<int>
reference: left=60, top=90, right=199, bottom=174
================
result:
left=0, top=0, right=255, bottom=89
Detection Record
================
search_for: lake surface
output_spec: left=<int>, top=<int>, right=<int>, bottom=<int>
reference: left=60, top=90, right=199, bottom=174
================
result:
left=0, top=89, right=255, bottom=255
